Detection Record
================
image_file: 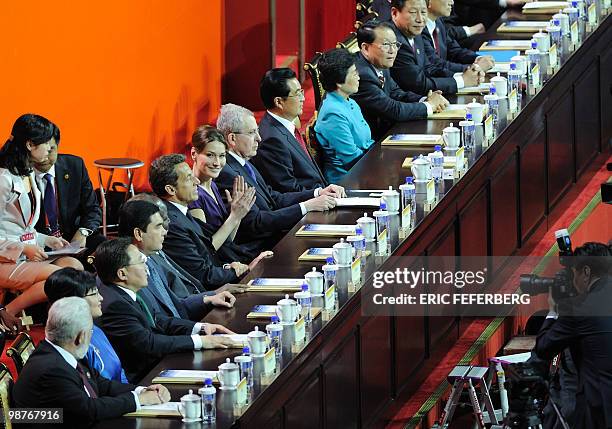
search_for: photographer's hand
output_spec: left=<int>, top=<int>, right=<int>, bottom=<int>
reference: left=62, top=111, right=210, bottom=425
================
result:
left=547, top=289, right=558, bottom=318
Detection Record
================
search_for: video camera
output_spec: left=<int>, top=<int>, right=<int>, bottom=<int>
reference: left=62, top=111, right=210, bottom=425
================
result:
left=519, top=229, right=577, bottom=301
left=501, top=359, right=551, bottom=428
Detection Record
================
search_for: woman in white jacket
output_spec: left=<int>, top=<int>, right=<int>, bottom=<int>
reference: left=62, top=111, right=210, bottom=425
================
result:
left=0, top=114, right=82, bottom=330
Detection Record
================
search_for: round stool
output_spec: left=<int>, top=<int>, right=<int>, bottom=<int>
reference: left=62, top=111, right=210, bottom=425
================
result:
left=94, top=158, right=144, bottom=236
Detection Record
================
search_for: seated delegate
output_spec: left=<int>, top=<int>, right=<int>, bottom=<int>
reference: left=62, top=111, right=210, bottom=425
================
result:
left=44, top=268, right=129, bottom=383
left=314, top=48, right=375, bottom=183
left=0, top=114, right=82, bottom=325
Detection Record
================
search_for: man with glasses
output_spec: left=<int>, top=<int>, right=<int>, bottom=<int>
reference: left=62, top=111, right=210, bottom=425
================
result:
left=254, top=68, right=346, bottom=195
left=95, top=238, right=235, bottom=383
left=389, top=0, right=483, bottom=96
left=422, top=0, right=494, bottom=73
left=352, top=20, right=449, bottom=139
left=216, top=103, right=336, bottom=252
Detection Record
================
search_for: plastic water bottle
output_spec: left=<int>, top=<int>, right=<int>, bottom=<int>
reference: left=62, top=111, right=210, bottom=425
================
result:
left=526, top=40, right=541, bottom=86
left=373, top=201, right=391, bottom=254
left=234, top=347, right=254, bottom=389
left=266, top=316, right=283, bottom=357
left=296, top=283, right=312, bottom=325
left=431, top=145, right=444, bottom=182
left=399, top=176, right=416, bottom=215
left=199, top=378, right=216, bottom=423
left=508, top=62, right=522, bottom=105
left=322, top=257, right=337, bottom=289
left=547, top=19, right=563, bottom=57
left=461, top=113, right=476, bottom=151
left=484, top=87, right=499, bottom=127
left=354, top=227, right=366, bottom=261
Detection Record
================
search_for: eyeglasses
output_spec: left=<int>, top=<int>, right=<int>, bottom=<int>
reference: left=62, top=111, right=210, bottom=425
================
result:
left=234, top=129, right=260, bottom=138
left=84, top=289, right=100, bottom=297
left=125, top=253, right=148, bottom=267
left=374, top=41, right=402, bottom=51
left=285, top=88, right=305, bottom=98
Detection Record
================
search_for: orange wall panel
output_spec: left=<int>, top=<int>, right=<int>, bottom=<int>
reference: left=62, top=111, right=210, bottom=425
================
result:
left=0, top=1, right=223, bottom=190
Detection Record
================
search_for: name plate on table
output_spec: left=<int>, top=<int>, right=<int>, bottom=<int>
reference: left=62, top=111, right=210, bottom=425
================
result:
left=548, top=44, right=558, bottom=70
left=293, top=317, right=306, bottom=344
left=324, top=285, right=336, bottom=310
left=570, top=21, right=579, bottom=45
left=401, top=205, right=411, bottom=229
left=509, top=89, right=518, bottom=114
left=263, top=348, right=276, bottom=375
left=480, top=40, right=533, bottom=51
left=381, top=134, right=443, bottom=146
left=296, top=224, right=356, bottom=237
left=351, top=257, right=362, bottom=285
left=587, top=3, right=597, bottom=25
left=484, top=115, right=494, bottom=143
left=334, top=197, right=381, bottom=207
left=377, top=229, right=388, bottom=253
left=125, top=402, right=181, bottom=418
left=532, top=64, right=541, bottom=89
left=455, top=147, right=465, bottom=172
left=152, top=369, right=218, bottom=384
left=246, top=305, right=277, bottom=319
left=497, top=21, right=550, bottom=33
left=236, top=377, right=248, bottom=405
left=428, top=104, right=467, bottom=119
left=426, top=179, right=436, bottom=203
left=247, top=278, right=304, bottom=292
left=298, top=247, right=333, bottom=262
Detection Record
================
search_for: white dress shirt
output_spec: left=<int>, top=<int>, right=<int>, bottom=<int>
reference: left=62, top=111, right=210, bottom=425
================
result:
left=34, top=164, right=56, bottom=196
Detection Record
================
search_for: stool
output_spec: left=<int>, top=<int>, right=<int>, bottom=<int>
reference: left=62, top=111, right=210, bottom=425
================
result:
left=93, top=158, right=144, bottom=236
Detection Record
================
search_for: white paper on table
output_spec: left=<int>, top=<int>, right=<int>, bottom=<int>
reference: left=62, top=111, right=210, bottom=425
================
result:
left=523, top=1, right=569, bottom=9
left=335, top=197, right=381, bottom=207
left=488, top=63, right=511, bottom=74
left=46, top=242, right=84, bottom=256
left=139, top=402, right=181, bottom=412
left=217, top=334, right=249, bottom=344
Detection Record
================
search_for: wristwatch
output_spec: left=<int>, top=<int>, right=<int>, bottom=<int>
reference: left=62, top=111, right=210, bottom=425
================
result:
left=78, top=228, right=93, bottom=237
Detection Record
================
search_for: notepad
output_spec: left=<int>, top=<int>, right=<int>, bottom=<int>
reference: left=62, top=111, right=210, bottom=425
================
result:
left=497, top=21, right=550, bottom=33
left=480, top=40, right=533, bottom=51
left=295, top=224, right=357, bottom=237
left=216, top=334, right=249, bottom=347
left=428, top=104, right=467, bottom=120
left=478, top=50, right=521, bottom=63
left=298, top=247, right=334, bottom=261
left=46, top=242, right=87, bottom=257
left=151, top=369, right=219, bottom=384
left=381, top=134, right=443, bottom=146
left=246, top=305, right=278, bottom=319
left=125, top=402, right=182, bottom=417
left=334, top=197, right=381, bottom=207
left=522, top=1, right=569, bottom=13
left=457, top=83, right=491, bottom=95
left=247, top=278, right=305, bottom=291
left=487, top=62, right=512, bottom=74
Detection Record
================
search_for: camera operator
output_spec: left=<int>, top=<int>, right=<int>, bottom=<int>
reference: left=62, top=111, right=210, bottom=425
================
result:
left=534, top=242, right=612, bottom=429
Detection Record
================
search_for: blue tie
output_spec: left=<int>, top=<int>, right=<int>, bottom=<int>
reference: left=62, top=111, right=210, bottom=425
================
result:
left=243, top=161, right=257, bottom=183
left=43, top=173, right=59, bottom=234
left=146, top=259, right=181, bottom=318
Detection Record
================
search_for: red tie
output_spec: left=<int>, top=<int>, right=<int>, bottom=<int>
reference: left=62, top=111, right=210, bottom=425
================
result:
left=294, top=128, right=310, bottom=157
left=432, top=28, right=440, bottom=55
left=77, top=363, right=98, bottom=398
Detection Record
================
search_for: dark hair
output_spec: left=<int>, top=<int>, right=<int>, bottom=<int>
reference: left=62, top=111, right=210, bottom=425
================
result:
left=149, top=153, right=185, bottom=198
left=118, top=200, right=161, bottom=238
left=357, top=20, right=396, bottom=47
left=391, top=0, right=412, bottom=10
left=0, top=114, right=57, bottom=176
left=94, top=237, right=133, bottom=284
left=44, top=268, right=97, bottom=304
left=572, top=242, right=612, bottom=278
left=318, top=48, right=356, bottom=92
left=260, top=68, right=297, bottom=109
left=192, top=125, right=228, bottom=153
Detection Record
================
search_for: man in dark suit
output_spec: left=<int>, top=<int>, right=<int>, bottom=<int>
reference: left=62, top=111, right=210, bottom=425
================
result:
left=422, top=0, right=494, bottom=73
left=118, top=199, right=238, bottom=321
left=32, top=127, right=102, bottom=251
left=94, top=238, right=234, bottom=382
left=535, top=242, right=612, bottom=429
left=388, top=0, right=483, bottom=96
left=13, top=296, right=170, bottom=428
left=253, top=68, right=346, bottom=195
left=216, top=103, right=336, bottom=251
left=351, top=20, right=448, bottom=139
left=454, top=0, right=526, bottom=29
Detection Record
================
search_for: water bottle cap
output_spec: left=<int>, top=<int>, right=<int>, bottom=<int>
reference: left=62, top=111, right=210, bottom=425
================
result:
left=571, top=0, right=577, bottom=6
left=553, top=19, right=560, bottom=26
left=510, top=63, right=516, bottom=70
left=243, top=346, right=250, bottom=354
left=271, top=315, right=280, bottom=322
left=466, top=112, right=473, bottom=120
left=363, top=212, right=368, bottom=217
left=355, top=227, right=362, bottom=234
left=302, top=283, right=309, bottom=291
left=326, top=257, right=334, bottom=264
left=380, top=201, right=387, bottom=210
left=204, top=378, right=213, bottom=386
left=254, top=326, right=259, bottom=331
left=406, top=176, right=414, bottom=184
left=434, top=144, right=441, bottom=151
left=490, top=86, right=496, bottom=94
left=226, top=357, right=231, bottom=363
left=531, top=40, right=538, bottom=49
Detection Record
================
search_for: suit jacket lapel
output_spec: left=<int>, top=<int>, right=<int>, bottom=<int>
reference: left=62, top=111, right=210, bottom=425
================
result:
left=226, top=156, right=274, bottom=207
left=53, top=158, right=69, bottom=230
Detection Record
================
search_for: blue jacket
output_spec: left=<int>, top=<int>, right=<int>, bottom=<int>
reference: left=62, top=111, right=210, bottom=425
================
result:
left=314, top=91, right=374, bottom=184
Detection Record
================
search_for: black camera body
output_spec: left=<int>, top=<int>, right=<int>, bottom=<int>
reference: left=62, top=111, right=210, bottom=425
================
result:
left=502, top=360, right=551, bottom=428
left=519, top=229, right=577, bottom=301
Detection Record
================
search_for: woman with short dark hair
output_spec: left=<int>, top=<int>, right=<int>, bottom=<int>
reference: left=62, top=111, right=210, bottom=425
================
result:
left=0, top=114, right=82, bottom=328
left=44, top=268, right=128, bottom=383
left=315, top=48, right=374, bottom=183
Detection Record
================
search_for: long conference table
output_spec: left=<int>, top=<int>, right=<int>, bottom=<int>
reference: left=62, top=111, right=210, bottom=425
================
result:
left=96, top=9, right=612, bottom=429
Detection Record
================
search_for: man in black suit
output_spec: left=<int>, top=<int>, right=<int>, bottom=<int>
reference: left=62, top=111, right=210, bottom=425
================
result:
left=454, top=0, right=526, bottom=29
left=535, top=242, right=612, bottom=429
left=118, top=199, right=238, bottom=321
left=94, top=238, right=234, bottom=382
left=13, top=296, right=170, bottom=428
left=216, top=103, right=336, bottom=251
left=388, top=0, right=483, bottom=96
left=422, top=0, right=494, bottom=73
left=351, top=20, right=448, bottom=139
left=32, top=126, right=102, bottom=251
left=253, top=68, right=345, bottom=196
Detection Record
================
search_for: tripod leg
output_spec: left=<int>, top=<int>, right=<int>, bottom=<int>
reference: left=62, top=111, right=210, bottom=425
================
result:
left=467, top=380, right=486, bottom=429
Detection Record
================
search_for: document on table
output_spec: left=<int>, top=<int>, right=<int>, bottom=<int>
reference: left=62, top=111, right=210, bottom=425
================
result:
left=46, top=242, right=86, bottom=257
left=497, top=20, right=550, bottom=33
left=428, top=104, right=467, bottom=119
left=125, top=402, right=182, bottom=417
left=247, top=278, right=305, bottom=291
left=381, top=134, right=443, bottom=146
left=334, top=197, right=381, bottom=207
left=480, top=40, right=534, bottom=51
left=295, top=224, right=357, bottom=237
left=151, top=369, right=218, bottom=384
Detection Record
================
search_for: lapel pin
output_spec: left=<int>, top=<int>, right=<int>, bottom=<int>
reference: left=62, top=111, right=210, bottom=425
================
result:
left=417, top=49, right=420, bottom=55
left=64, top=173, right=70, bottom=180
